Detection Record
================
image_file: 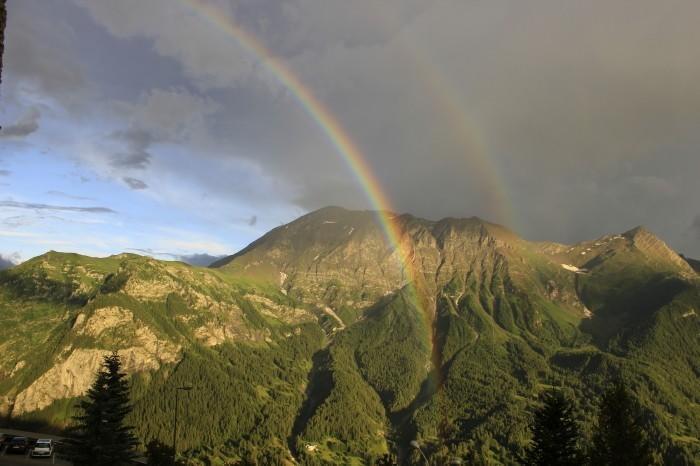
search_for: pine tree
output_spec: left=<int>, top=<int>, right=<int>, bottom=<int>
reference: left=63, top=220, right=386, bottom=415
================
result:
left=591, top=382, right=655, bottom=466
left=522, top=390, right=582, bottom=466
left=65, top=351, right=139, bottom=466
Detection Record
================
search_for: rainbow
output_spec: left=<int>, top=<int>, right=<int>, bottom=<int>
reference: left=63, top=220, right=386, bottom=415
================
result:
left=180, top=1, right=428, bottom=299
left=175, top=2, right=503, bottom=447
left=175, top=1, right=526, bottom=445
left=420, top=67, right=513, bottom=226
left=384, top=19, right=514, bottom=228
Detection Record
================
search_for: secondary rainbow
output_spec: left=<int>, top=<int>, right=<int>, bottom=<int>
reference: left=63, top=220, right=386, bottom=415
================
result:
left=420, top=66, right=514, bottom=226
left=390, top=28, right=514, bottom=227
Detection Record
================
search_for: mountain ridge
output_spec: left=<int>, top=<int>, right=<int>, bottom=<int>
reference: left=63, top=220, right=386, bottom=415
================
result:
left=0, top=206, right=698, bottom=464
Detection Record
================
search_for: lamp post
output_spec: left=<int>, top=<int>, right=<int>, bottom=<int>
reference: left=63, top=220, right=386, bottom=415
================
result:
left=172, top=385, right=192, bottom=466
left=410, top=440, right=430, bottom=466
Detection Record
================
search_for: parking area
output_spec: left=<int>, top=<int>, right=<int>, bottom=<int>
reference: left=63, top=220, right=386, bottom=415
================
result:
left=0, top=455, right=71, bottom=466
left=0, top=429, right=71, bottom=466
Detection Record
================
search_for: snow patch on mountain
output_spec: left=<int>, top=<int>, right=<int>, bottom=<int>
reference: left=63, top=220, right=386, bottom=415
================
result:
left=561, top=264, right=588, bottom=274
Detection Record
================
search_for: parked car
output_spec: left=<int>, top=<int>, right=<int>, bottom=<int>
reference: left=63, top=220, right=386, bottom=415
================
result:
left=6, top=436, right=29, bottom=454
left=31, top=439, right=54, bottom=457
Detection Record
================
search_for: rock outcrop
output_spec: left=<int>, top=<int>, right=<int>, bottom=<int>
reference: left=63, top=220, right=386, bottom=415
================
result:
left=76, top=306, right=134, bottom=337
left=13, top=341, right=179, bottom=415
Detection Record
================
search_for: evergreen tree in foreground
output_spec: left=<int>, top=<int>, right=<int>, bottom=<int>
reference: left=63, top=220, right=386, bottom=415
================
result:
left=522, top=390, right=582, bottom=466
left=591, top=382, right=655, bottom=466
left=66, top=351, right=139, bottom=466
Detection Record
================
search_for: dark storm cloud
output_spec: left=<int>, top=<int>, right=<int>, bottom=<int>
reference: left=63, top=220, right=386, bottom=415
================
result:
left=110, top=128, right=154, bottom=169
left=0, top=108, right=40, bottom=138
left=248, top=215, right=257, bottom=226
left=0, top=200, right=115, bottom=214
left=4, top=1, right=86, bottom=104
left=0, top=170, right=9, bottom=176
left=690, top=215, right=700, bottom=240
left=122, top=177, right=148, bottom=190
left=111, top=152, right=151, bottom=170
left=6, top=0, right=700, bottom=256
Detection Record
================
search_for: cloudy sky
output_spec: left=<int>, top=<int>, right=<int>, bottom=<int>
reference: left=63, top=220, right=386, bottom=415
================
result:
left=1, top=0, right=699, bottom=265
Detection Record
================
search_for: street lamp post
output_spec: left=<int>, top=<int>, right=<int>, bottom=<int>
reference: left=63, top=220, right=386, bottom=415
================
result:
left=410, top=440, right=430, bottom=466
left=172, top=385, right=193, bottom=466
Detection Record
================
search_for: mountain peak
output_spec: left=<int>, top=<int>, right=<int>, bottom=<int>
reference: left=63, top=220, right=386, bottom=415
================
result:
left=623, top=225, right=653, bottom=239
left=621, top=226, right=693, bottom=273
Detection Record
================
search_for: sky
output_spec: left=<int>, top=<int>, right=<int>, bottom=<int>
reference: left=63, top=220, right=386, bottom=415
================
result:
left=1, top=0, right=699, bottom=266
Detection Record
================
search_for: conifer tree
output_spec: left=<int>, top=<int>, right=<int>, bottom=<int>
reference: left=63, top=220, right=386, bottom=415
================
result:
left=66, top=351, right=139, bottom=466
left=522, top=390, right=582, bottom=466
left=591, top=382, right=655, bottom=466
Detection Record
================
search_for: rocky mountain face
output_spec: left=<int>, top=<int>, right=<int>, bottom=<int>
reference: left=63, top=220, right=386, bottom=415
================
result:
left=1, top=207, right=698, bottom=464
left=216, top=206, right=587, bottom=323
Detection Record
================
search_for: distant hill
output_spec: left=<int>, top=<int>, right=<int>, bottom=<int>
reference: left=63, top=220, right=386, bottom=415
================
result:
left=1, top=207, right=698, bottom=464
left=0, top=254, right=15, bottom=270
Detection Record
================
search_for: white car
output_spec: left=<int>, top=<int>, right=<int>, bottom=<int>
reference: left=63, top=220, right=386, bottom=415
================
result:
left=31, top=439, right=54, bottom=457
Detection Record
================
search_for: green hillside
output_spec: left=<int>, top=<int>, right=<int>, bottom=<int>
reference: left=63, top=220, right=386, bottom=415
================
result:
left=0, top=207, right=698, bottom=464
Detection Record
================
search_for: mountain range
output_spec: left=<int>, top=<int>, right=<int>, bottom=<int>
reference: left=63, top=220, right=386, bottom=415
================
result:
left=0, top=206, right=698, bottom=464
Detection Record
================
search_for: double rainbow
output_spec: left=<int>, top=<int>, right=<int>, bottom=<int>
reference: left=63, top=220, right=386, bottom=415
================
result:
left=178, top=2, right=531, bottom=405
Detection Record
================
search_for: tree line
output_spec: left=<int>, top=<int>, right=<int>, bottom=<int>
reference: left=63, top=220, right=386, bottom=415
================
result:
left=375, top=382, right=666, bottom=466
left=521, top=385, right=657, bottom=466
left=64, top=350, right=667, bottom=465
